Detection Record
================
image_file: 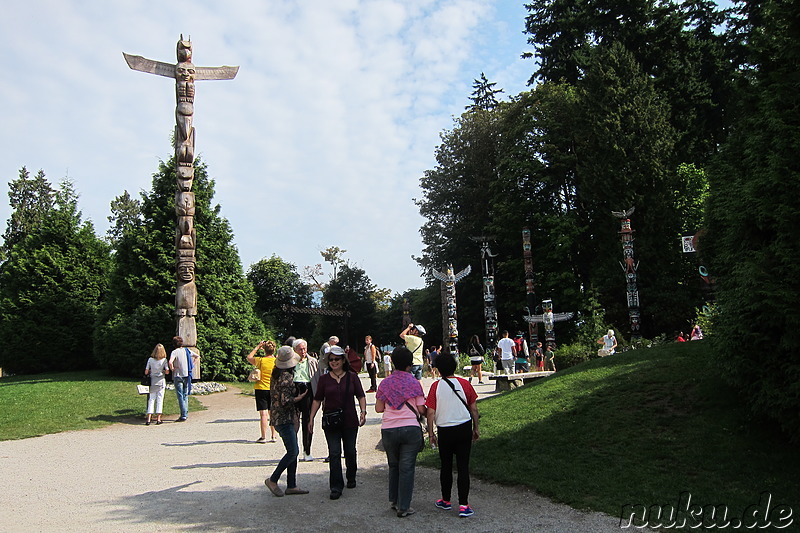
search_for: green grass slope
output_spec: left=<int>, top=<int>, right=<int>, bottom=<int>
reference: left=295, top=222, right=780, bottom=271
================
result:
left=421, top=341, right=799, bottom=522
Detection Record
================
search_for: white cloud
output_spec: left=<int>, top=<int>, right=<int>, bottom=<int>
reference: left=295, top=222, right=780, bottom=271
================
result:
left=0, top=0, right=531, bottom=293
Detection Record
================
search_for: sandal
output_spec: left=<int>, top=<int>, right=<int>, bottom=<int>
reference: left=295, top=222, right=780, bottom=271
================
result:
left=256, top=437, right=267, bottom=443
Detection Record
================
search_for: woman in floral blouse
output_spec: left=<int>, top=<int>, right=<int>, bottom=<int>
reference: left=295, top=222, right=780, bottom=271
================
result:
left=264, top=346, right=310, bottom=497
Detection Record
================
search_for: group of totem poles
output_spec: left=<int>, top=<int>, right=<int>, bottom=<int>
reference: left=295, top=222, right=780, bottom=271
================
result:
left=122, top=37, right=641, bottom=367
left=124, top=36, right=239, bottom=369
left=433, top=212, right=641, bottom=355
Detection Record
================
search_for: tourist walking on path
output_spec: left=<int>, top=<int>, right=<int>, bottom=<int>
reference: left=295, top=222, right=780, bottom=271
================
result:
left=168, top=336, right=198, bottom=421
left=292, top=338, right=320, bottom=461
left=400, top=323, right=426, bottom=380
left=374, top=347, right=426, bottom=518
left=426, top=354, right=480, bottom=518
left=144, top=343, right=169, bottom=425
left=246, top=340, right=276, bottom=443
left=364, top=335, right=379, bottom=392
left=309, top=346, right=367, bottom=500
left=495, top=330, right=517, bottom=375
left=264, top=346, right=310, bottom=497
left=467, top=335, right=485, bottom=384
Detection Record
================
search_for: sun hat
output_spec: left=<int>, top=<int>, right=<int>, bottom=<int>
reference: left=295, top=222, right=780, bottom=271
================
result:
left=275, top=345, right=300, bottom=369
left=608, top=329, right=614, bottom=337
left=328, top=346, right=346, bottom=357
left=413, top=324, right=426, bottom=335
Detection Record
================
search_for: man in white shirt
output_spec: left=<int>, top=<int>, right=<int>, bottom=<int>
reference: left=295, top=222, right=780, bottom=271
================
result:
left=495, top=330, right=517, bottom=375
left=168, top=335, right=198, bottom=421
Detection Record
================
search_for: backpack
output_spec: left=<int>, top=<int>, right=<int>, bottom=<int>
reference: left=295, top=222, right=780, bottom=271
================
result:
left=513, top=337, right=526, bottom=357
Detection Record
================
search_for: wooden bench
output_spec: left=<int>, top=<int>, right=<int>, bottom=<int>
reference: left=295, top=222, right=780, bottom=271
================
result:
left=489, top=371, right=555, bottom=391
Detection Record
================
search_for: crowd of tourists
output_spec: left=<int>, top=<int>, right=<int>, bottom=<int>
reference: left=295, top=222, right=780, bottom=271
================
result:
left=239, top=325, right=479, bottom=518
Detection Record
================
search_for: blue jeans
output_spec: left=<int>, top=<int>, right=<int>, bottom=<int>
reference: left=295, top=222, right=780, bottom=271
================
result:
left=271, top=423, right=299, bottom=488
left=410, top=365, right=422, bottom=380
left=324, top=426, right=358, bottom=492
left=173, top=376, right=189, bottom=419
left=382, top=425, right=423, bottom=511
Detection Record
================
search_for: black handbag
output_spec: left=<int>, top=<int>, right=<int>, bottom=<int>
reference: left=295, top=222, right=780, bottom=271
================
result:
left=141, top=374, right=151, bottom=386
left=321, top=372, right=350, bottom=431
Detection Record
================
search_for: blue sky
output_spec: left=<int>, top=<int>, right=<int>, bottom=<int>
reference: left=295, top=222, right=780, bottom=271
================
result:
left=0, top=1, right=534, bottom=293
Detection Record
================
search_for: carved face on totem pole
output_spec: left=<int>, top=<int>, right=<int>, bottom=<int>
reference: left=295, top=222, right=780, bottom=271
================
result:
left=177, top=261, right=196, bottom=282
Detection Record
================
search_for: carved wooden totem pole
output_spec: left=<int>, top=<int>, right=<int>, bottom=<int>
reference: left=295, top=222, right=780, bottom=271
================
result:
left=522, top=227, right=540, bottom=345
left=124, top=36, right=239, bottom=369
left=612, top=207, right=641, bottom=340
left=471, top=236, right=498, bottom=350
left=432, top=264, right=471, bottom=356
left=524, top=299, right=574, bottom=349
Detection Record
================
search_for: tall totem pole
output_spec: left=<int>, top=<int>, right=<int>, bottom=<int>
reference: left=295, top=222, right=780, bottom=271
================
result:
left=432, top=264, right=471, bottom=356
left=471, top=236, right=498, bottom=350
left=124, top=36, right=239, bottom=367
left=522, top=227, right=539, bottom=345
left=612, top=207, right=642, bottom=340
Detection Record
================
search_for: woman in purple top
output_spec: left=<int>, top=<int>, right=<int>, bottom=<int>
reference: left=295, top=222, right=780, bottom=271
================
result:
left=309, top=346, right=367, bottom=500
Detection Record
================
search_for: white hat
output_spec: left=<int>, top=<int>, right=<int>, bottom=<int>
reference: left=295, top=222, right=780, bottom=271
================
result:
left=414, top=324, right=426, bottom=335
left=608, top=329, right=614, bottom=337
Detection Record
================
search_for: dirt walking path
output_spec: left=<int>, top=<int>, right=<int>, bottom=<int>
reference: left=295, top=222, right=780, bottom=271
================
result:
left=0, top=377, right=620, bottom=532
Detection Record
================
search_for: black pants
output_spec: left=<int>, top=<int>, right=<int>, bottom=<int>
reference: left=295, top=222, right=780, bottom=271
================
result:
left=296, top=383, right=313, bottom=455
left=366, top=362, right=377, bottom=390
left=437, top=420, right=472, bottom=505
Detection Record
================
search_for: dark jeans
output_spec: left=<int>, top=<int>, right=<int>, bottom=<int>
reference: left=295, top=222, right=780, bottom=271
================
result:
left=296, top=383, right=313, bottom=455
left=366, top=362, right=377, bottom=390
left=410, top=364, right=422, bottom=380
left=382, top=425, right=423, bottom=512
left=438, top=420, right=472, bottom=505
left=324, top=426, right=358, bottom=492
left=270, top=423, right=299, bottom=489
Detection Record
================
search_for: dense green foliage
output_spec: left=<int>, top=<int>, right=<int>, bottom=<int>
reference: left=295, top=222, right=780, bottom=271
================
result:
left=0, top=174, right=110, bottom=374
left=320, top=263, right=380, bottom=348
left=247, top=255, right=313, bottom=340
left=95, top=157, right=266, bottom=380
left=419, top=342, right=800, bottom=520
left=704, top=0, right=800, bottom=441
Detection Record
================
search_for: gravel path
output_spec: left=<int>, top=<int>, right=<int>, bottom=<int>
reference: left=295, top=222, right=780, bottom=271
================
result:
left=0, top=376, right=620, bottom=532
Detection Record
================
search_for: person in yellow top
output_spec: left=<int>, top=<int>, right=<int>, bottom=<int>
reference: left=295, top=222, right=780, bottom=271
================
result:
left=247, top=340, right=277, bottom=443
left=400, top=323, right=426, bottom=380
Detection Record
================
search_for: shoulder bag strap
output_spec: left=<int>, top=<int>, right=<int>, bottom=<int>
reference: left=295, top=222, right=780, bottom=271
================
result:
left=442, top=377, right=471, bottom=416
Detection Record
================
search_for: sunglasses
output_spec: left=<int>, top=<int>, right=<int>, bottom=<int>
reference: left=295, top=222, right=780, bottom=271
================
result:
left=329, top=357, right=344, bottom=362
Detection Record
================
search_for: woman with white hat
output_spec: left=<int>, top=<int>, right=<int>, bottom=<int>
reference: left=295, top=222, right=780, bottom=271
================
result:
left=264, top=346, right=310, bottom=497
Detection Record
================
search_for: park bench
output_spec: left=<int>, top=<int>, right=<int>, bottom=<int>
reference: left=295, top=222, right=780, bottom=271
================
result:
left=489, top=371, right=555, bottom=392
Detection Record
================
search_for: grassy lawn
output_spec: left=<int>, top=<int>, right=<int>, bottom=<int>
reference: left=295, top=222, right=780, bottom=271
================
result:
left=0, top=370, right=204, bottom=440
left=420, top=341, right=800, bottom=523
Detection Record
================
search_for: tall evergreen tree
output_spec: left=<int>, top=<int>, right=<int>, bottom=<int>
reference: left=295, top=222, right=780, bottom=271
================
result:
left=466, top=73, right=504, bottom=111
left=95, top=156, right=266, bottom=379
left=0, top=174, right=110, bottom=374
left=704, top=0, right=800, bottom=441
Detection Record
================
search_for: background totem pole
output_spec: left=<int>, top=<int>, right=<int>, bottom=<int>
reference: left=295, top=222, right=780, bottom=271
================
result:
left=471, top=236, right=498, bottom=350
left=524, top=299, right=574, bottom=349
left=612, top=207, right=642, bottom=340
left=124, top=36, right=239, bottom=369
left=522, top=227, right=539, bottom=345
left=432, top=264, right=471, bottom=356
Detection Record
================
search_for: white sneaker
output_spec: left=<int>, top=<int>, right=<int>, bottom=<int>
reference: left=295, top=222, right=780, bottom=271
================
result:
left=303, top=454, right=313, bottom=462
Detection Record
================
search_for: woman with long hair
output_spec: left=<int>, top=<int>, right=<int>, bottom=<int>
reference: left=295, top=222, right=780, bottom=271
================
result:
left=308, top=345, right=367, bottom=500
left=375, top=346, right=426, bottom=518
left=467, top=335, right=485, bottom=384
left=144, top=344, right=170, bottom=425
